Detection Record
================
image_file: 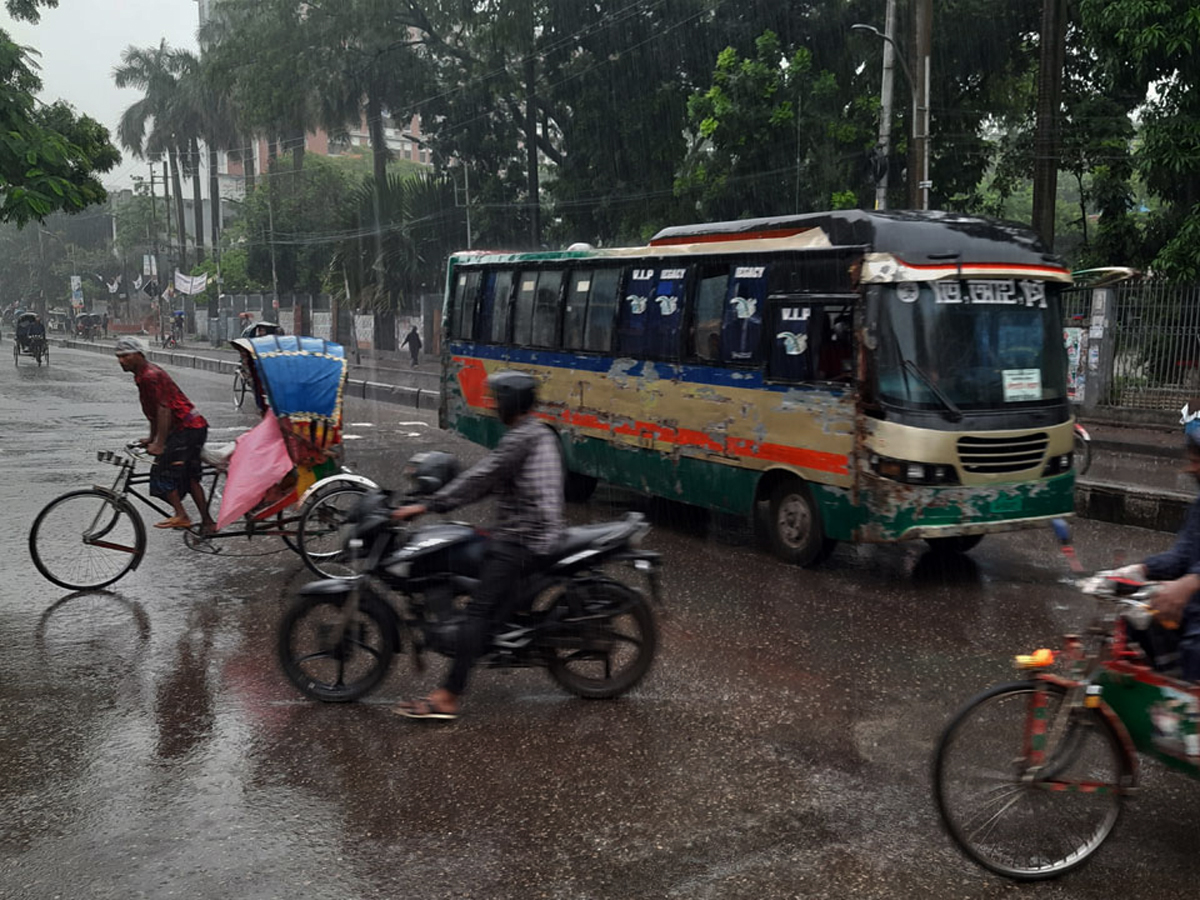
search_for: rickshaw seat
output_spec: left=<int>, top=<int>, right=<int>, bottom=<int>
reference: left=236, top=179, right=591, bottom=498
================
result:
left=201, top=442, right=237, bottom=470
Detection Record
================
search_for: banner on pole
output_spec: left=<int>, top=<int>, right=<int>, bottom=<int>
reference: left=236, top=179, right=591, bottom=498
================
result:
left=173, top=270, right=209, bottom=296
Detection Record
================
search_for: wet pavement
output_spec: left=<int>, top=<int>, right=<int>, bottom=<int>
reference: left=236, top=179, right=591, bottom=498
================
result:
left=3, top=347, right=1200, bottom=899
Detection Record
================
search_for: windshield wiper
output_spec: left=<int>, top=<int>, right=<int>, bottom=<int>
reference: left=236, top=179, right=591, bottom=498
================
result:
left=902, top=358, right=963, bottom=422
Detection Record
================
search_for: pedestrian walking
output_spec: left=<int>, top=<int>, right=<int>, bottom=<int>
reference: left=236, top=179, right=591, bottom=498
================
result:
left=401, top=324, right=423, bottom=367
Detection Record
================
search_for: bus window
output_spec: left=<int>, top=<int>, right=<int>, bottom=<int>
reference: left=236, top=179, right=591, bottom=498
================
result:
left=768, top=302, right=854, bottom=383
left=721, top=266, right=767, bottom=364
left=583, top=268, right=620, bottom=352
left=564, top=270, right=591, bottom=350
left=692, top=268, right=728, bottom=361
left=487, top=270, right=515, bottom=343
left=512, top=273, right=538, bottom=345
left=531, top=270, right=564, bottom=347
left=617, top=267, right=684, bottom=359
left=453, top=270, right=481, bottom=340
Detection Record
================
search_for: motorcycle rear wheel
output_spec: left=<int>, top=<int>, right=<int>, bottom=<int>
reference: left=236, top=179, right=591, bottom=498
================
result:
left=278, top=591, right=396, bottom=702
left=547, top=581, right=657, bottom=699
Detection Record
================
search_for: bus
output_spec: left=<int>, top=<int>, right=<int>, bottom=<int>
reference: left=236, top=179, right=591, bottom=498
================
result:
left=438, top=210, right=1075, bottom=566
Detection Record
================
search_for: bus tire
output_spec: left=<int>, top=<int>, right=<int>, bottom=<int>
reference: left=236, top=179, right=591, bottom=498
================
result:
left=563, top=471, right=598, bottom=503
left=766, top=478, right=834, bottom=567
left=925, top=534, right=984, bottom=554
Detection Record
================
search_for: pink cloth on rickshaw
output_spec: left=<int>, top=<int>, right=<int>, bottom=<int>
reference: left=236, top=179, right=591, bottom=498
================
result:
left=216, top=413, right=295, bottom=531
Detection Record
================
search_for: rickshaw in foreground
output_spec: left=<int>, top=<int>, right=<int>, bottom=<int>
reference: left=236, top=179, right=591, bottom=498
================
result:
left=13, top=311, right=48, bottom=366
left=933, top=520, right=1200, bottom=880
left=29, top=335, right=377, bottom=589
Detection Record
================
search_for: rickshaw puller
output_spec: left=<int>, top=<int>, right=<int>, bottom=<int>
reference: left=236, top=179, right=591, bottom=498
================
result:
left=115, top=337, right=216, bottom=533
left=389, top=371, right=565, bottom=720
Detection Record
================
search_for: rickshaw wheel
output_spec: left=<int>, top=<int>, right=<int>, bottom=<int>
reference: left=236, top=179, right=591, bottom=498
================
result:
left=30, top=489, right=147, bottom=590
left=933, top=681, right=1129, bottom=881
left=297, top=482, right=370, bottom=579
left=232, top=369, right=250, bottom=410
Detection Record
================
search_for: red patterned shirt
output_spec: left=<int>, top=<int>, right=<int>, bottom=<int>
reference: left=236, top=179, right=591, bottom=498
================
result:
left=134, top=363, right=207, bottom=431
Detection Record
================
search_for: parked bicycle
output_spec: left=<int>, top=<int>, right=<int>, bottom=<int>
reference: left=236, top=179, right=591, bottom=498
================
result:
left=933, top=520, right=1198, bottom=880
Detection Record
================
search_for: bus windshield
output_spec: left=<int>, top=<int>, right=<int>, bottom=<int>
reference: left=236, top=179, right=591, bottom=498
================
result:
left=876, top=280, right=1067, bottom=411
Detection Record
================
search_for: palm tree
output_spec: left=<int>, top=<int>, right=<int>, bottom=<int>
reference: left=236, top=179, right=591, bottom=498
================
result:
left=114, top=40, right=191, bottom=272
left=179, top=51, right=242, bottom=269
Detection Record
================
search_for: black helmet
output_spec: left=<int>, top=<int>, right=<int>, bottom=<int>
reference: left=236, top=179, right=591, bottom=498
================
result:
left=405, top=451, right=460, bottom=495
left=487, top=370, right=537, bottom=425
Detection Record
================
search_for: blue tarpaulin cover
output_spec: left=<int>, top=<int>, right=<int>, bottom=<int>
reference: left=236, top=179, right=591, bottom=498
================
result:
left=235, top=335, right=348, bottom=424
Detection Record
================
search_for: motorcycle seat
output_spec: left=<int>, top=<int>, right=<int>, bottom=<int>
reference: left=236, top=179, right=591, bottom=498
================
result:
left=550, top=519, right=638, bottom=561
left=201, top=442, right=236, bottom=470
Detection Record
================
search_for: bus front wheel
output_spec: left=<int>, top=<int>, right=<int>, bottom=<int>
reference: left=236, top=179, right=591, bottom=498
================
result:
left=765, top=478, right=835, bottom=567
left=925, top=534, right=984, bottom=554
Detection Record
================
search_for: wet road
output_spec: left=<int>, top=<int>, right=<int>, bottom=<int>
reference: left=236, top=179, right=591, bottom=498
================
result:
left=2, top=347, right=1199, bottom=899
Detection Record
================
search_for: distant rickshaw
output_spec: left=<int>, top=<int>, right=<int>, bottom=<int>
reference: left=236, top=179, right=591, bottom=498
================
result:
left=234, top=322, right=285, bottom=408
left=75, top=313, right=102, bottom=341
left=13, top=311, right=48, bottom=367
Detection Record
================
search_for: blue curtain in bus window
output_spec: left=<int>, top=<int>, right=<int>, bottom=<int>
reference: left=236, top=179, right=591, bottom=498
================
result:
left=721, top=267, right=767, bottom=363
left=645, top=267, right=685, bottom=358
left=616, top=268, right=657, bottom=357
left=769, top=305, right=813, bottom=381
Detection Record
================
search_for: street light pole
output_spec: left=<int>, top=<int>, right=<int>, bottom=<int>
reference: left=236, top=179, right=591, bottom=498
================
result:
left=852, top=19, right=920, bottom=210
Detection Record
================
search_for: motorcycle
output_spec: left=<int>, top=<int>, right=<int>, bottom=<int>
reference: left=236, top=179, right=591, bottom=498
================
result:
left=277, top=454, right=663, bottom=703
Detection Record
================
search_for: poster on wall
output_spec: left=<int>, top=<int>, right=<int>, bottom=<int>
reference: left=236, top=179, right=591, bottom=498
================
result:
left=1063, top=327, right=1085, bottom=402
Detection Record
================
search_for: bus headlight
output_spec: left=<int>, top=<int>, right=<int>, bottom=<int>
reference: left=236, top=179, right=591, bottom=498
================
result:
left=870, top=455, right=960, bottom=485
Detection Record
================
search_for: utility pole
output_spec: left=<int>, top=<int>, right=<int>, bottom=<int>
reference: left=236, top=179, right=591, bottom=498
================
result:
left=159, top=160, right=173, bottom=275
left=912, top=0, right=933, bottom=210
left=875, top=0, right=898, bottom=210
left=1032, top=0, right=1068, bottom=246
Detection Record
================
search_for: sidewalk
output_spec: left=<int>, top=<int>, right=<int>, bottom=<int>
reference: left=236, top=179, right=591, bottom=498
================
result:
left=53, top=335, right=442, bottom=410
left=1076, top=417, right=1194, bottom=533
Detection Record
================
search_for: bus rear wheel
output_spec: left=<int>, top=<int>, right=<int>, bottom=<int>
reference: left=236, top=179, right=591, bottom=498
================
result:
left=765, top=478, right=835, bottom=567
left=563, top=471, right=598, bottom=503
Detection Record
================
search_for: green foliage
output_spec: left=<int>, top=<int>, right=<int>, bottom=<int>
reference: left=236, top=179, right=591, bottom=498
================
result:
left=334, top=171, right=464, bottom=313
left=675, top=30, right=874, bottom=219
left=5, top=0, right=57, bottom=23
left=0, top=32, right=120, bottom=226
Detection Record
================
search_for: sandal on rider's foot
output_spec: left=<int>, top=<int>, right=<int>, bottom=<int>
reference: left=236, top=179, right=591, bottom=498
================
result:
left=154, top=516, right=192, bottom=530
left=393, top=698, right=459, bottom=720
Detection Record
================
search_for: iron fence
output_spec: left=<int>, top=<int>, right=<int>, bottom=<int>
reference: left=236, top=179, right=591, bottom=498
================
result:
left=1064, top=281, right=1200, bottom=411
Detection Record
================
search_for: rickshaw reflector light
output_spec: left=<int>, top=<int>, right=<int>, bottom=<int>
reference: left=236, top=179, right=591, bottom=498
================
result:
left=1014, top=648, right=1056, bottom=669
left=1085, top=694, right=1101, bottom=708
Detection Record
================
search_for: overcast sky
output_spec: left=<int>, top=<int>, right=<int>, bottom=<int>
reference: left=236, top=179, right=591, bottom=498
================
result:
left=0, top=0, right=200, bottom=189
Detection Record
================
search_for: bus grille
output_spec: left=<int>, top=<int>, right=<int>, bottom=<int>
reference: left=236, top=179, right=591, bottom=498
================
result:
left=957, top=433, right=1049, bottom=474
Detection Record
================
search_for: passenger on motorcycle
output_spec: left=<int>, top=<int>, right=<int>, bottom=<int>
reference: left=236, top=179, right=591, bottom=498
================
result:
left=1117, top=411, right=1200, bottom=679
left=390, top=371, right=564, bottom=719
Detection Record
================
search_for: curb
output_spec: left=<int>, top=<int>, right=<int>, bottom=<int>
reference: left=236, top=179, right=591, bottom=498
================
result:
left=1075, top=478, right=1192, bottom=532
left=53, top=338, right=438, bottom=413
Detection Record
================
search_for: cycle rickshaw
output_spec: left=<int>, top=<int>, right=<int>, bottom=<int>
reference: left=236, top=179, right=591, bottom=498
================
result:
left=933, top=521, right=1200, bottom=880
left=29, top=335, right=378, bottom=590
left=13, top=311, right=48, bottom=366
left=234, top=321, right=285, bottom=409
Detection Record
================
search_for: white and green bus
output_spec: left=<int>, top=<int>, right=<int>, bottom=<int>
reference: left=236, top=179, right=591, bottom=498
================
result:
left=439, top=210, right=1075, bottom=565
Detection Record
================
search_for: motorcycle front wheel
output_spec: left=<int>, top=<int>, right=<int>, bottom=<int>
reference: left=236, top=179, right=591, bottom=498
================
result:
left=278, top=591, right=396, bottom=702
left=547, top=581, right=657, bottom=699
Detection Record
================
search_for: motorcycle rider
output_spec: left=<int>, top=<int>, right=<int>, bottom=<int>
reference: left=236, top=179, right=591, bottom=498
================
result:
left=390, top=370, right=564, bottom=719
left=1117, top=409, right=1200, bottom=679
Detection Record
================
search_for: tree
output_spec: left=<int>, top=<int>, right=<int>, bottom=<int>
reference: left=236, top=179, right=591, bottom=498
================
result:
left=0, top=29, right=119, bottom=227
left=114, top=41, right=192, bottom=270
left=676, top=31, right=876, bottom=220
left=335, top=171, right=463, bottom=313
left=1080, top=0, right=1200, bottom=273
